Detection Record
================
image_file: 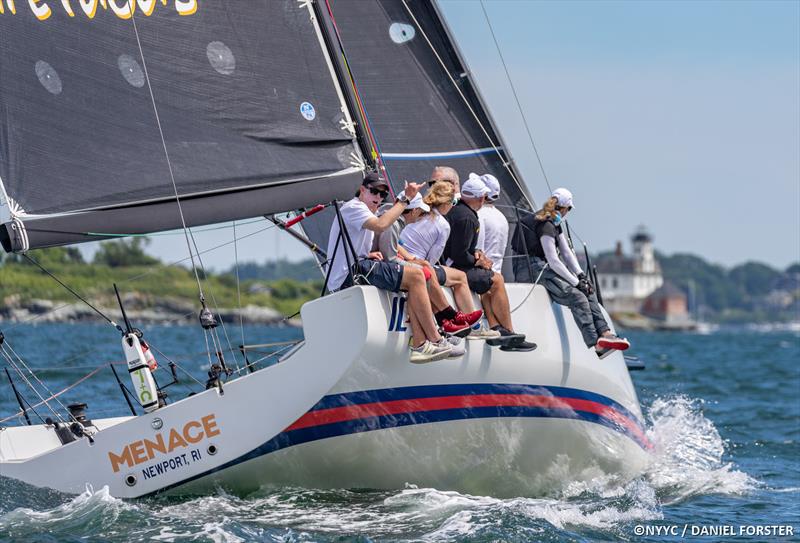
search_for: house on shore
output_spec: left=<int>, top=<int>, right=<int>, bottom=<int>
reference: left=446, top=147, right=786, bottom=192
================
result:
left=595, top=227, right=664, bottom=313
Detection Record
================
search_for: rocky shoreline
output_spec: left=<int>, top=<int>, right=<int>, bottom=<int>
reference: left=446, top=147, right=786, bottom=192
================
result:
left=0, top=296, right=300, bottom=327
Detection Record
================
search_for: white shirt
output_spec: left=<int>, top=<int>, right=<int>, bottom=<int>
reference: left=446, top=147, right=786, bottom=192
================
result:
left=325, top=198, right=375, bottom=290
left=477, top=205, right=509, bottom=274
left=399, top=210, right=450, bottom=264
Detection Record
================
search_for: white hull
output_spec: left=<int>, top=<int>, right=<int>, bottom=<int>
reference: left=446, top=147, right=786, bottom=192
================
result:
left=0, top=285, right=651, bottom=498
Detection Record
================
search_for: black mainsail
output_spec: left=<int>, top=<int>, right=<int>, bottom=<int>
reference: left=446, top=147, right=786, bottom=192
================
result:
left=0, top=1, right=362, bottom=252
left=300, top=0, right=534, bottom=275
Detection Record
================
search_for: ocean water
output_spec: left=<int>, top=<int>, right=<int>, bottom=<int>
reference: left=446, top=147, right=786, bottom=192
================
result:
left=0, top=323, right=797, bottom=542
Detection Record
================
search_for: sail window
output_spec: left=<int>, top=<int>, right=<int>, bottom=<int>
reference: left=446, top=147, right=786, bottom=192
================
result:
left=34, top=61, right=62, bottom=95
left=389, top=23, right=415, bottom=44
left=206, top=41, right=235, bottom=75
left=117, top=54, right=145, bottom=88
left=300, top=101, right=316, bottom=121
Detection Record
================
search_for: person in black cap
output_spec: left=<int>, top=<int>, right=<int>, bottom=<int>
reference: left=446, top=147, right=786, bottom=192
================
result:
left=325, top=172, right=454, bottom=363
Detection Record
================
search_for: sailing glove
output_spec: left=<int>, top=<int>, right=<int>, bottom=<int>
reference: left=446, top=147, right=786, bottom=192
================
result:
left=576, top=274, right=594, bottom=296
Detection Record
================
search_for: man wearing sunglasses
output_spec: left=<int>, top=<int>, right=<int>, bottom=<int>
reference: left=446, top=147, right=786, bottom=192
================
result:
left=443, top=175, right=536, bottom=352
left=428, top=165, right=461, bottom=199
left=475, top=173, right=509, bottom=275
left=325, top=172, right=454, bottom=363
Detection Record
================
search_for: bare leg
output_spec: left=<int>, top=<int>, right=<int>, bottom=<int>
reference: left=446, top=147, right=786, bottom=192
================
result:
left=408, top=307, right=425, bottom=348
left=444, top=267, right=475, bottom=312
left=482, top=273, right=514, bottom=331
left=401, top=267, right=441, bottom=342
left=426, top=273, right=449, bottom=312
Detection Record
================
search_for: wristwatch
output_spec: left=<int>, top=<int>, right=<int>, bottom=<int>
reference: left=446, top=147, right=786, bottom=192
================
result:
left=396, top=192, right=410, bottom=204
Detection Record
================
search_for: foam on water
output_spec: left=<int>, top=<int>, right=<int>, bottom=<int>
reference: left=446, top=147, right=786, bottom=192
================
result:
left=0, top=395, right=761, bottom=541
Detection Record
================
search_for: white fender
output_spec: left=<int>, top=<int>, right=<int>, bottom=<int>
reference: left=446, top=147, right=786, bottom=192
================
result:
left=122, top=334, right=159, bottom=413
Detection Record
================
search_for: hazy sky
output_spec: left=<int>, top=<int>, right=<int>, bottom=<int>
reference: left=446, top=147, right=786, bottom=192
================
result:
left=81, top=0, right=799, bottom=272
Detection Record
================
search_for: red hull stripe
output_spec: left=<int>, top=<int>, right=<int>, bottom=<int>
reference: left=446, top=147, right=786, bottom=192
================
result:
left=286, top=393, right=650, bottom=448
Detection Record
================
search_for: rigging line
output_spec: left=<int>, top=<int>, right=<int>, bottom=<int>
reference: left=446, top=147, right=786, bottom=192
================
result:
left=84, top=218, right=265, bottom=238
left=3, top=341, right=74, bottom=419
left=127, top=7, right=205, bottom=303
left=400, top=0, right=529, bottom=202
left=479, top=0, right=553, bottom=194
left=21, top=253, right=121, bottom=332
left=186, top=227, right=241, bottom=370
left=1, top=344, right=66, bottom=423
left=3, top=220, right=280, bottom=333
left=233, top=221, right=246, bottom=369
left=0, top=365, right=104, bottom=425
left=120, top=220, right=278, bottom=286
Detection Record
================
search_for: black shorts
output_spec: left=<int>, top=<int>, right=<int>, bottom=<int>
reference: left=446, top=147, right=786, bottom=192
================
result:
left=464, top=267, right=495, bottom=294
left=341, top=259, right=404, bottom=292
left=433, top=265, right=447, bottom=285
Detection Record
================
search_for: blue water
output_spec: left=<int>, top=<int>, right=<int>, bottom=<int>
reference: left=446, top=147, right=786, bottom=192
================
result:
left=0, top=323, right=798, bottom=542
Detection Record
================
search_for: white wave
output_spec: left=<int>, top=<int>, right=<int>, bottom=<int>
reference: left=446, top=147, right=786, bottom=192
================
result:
left=643, top=395, right=757, bottom=503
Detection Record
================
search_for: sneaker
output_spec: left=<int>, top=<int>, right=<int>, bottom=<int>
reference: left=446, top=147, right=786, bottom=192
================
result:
left=441, top=319, right=471, bottom=338
left=467, top=322, right=502, bottom=341
left=486, top=326, right=525, bottom=347
left=410, top=339, right=452, bottom=364
left=597, top=335, right=631, bottom=351
left=453, top=310, right=483, bottom=327
left=500, top=340, right=537, bottom=352
left=445, top=336, right=466, bottom=357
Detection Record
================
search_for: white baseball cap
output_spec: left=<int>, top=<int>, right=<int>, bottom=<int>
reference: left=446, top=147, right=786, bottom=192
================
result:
left=480, top=174, right=500, bottom=200
left=406, top=193, right=430, bottom=212
left=461, top=173, right=491, bottom=198
left=552, top=187, right=574, bottom=209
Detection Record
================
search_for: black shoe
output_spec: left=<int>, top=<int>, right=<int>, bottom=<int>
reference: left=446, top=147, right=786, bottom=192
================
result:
left=486, top=326, right=525, bottom=346
left=500, top=340, right=537, bottom=352
left=596, top=347, right=613, bottom=359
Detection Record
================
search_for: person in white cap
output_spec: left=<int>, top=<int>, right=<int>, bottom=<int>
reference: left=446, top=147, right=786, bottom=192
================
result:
left=513, top=187, right=630, bottom=356
left=475, top=173, right=509, bottom=274
left=443, top=173, right=536, bottom=352
left=399, top=181, right=484, bottom=334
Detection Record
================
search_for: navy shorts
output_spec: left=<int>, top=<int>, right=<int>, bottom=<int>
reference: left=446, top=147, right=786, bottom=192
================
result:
left=433, top=265, right=447, bottom=285
left=464, top=267, right=495, bottom=294
left=341, top=259, right=404, bottom=292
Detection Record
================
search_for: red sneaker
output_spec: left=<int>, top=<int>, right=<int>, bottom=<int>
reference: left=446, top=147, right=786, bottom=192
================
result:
left=442, top=319, right=471, bottom=337
left=597, top=335, right=630, bottom=351
left=453, top=310, right=483, bottom=327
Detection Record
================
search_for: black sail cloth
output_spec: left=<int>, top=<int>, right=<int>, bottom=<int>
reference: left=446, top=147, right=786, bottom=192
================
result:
left=0, top=1, right=361, bottom=252
left=301, top=0, right=534, bottom=279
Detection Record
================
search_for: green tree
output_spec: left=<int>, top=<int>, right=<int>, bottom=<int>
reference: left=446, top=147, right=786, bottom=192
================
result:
left=93, top=238, right=160, bottom=267
left=11, top=246, right=85, bottom=267
left=728, top=261, right=781, bottom=297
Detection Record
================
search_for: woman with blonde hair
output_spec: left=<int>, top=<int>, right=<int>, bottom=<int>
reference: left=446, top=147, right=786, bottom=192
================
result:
left=398, top=181, right=487, bottom=335
left=514, top=188, right=630, bottom=356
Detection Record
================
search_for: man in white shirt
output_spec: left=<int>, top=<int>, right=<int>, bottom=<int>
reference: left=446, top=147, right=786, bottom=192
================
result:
left=326, top=172, right=454, bottom=363
left=475, top=173, right=509, bottom=275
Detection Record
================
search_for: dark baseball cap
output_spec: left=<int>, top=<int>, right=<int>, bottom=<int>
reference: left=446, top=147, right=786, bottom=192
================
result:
left=362, top=172, right=389, bottom=191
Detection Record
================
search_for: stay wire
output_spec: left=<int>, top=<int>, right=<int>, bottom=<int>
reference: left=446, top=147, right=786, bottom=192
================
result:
left=400, top=0, right=530, bottom=205
left=479, top=0, right=552, bottom=194
left=128, top=6, right=206, bottom=303
left=21, top=253, right=121, bottom=332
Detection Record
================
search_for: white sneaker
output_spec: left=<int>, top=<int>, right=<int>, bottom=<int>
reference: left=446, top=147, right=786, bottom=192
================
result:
left=445, top=336, right=466, bottom=357
left=466, top=322, right=501, bottom=340
left=410, top=339, right=452, bottom=363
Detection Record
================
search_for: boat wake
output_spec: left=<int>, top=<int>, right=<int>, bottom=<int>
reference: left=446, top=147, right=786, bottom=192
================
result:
left=0, top=395, right=758, bottom=542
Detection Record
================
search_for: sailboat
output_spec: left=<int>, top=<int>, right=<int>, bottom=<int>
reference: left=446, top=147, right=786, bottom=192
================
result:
left=0, top=0, right=651, bottom=499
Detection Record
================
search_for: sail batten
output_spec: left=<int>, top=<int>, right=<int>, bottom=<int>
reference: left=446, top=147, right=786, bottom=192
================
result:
left=0, top=1, right=363, bottom=252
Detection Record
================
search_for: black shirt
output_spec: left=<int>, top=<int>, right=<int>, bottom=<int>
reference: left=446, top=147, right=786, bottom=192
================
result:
left=514, top=210, right=562, bottom=259
left=443, top=201, right=480, bottom=270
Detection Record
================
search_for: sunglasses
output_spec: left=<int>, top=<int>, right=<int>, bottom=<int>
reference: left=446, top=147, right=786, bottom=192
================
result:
left=402, top=208, right=414, bottom=215
left=368, top=187, right=389, bottom=199
left=428, top=178, right=454, bottom=186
